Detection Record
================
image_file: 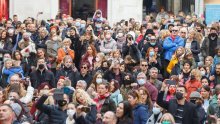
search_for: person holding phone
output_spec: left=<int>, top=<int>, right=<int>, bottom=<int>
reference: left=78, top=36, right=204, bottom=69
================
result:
left=122, top=34, right=141, bottom=64
left=72, top=89, right=97, bottom=124
left=35, top=89, right=69, bottom=124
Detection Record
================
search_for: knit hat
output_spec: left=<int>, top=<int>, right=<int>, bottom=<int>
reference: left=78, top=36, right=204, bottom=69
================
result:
left=10, top=103, right=22, bottom=117
left=190, top=91, right=202, bottom=99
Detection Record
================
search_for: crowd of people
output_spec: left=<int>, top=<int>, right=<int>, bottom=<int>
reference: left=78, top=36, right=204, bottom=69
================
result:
left=0, top=8, right=220, bottom=124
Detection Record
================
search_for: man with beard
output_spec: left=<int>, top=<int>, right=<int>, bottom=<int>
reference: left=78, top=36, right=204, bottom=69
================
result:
left=56, top=55, right=79, bottom=86
left=201, top=27, right=220, bottom=58
left=157, top=84, right=199, bottom=124
left=147, top=67, right=162, bottom=91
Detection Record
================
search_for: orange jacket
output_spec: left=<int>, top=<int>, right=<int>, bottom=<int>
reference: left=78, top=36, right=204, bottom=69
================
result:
left=185, top=79, right=202, bottom=100
left=57, top=48, right=75, bottom=64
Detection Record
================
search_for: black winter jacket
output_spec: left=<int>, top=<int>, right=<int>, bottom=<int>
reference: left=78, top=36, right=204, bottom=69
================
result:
left=30, top=69, right=55, bottom=88
left=157, top=91, right=199, bottom=124
left=36, top=95, right=68, bottom=124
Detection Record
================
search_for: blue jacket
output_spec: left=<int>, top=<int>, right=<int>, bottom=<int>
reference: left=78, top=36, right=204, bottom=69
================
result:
left=133, top=104, right=149, bottom=124
left=3, top=66, right=24, bottom=83
left=163, top=36, right=184, bottom=61
left=109, top=89, right=123, bottom=106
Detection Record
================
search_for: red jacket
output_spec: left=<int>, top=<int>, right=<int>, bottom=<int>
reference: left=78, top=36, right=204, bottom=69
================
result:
left=185, top=79, right=202, bottom=100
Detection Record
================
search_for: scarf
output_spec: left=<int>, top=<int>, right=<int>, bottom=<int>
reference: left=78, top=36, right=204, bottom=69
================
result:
left=94, top=93, right=110, bottom=113
left=171, top=35, right=176, bottom=42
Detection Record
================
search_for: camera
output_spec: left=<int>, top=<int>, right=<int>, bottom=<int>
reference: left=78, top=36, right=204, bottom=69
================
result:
left=81, top=106, right=91, bottom=113
left=53, top=89, right=64, bottom=101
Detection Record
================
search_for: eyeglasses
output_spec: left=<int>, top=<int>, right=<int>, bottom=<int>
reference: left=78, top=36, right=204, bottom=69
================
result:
left=141, top=64, right=148, bottom=67
left=81, top=66, right=87, bottom=69
left=181, top=32, right=186, bottom=34
left=172, top=30, right=178, bottom=32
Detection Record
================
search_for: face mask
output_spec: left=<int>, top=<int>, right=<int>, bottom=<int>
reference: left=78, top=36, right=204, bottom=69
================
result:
left=124, top=80, right=132, bottom=85
left=67, top=23, right=72, bottom=27
left=149, top=51, right=155, bottom=57
left=190, top=75, right=196, bottom=80
left=162, top=120, right=171, bottom=124
left=175, top=92, right=184, bottom=100
left=105, top=35, right=111, bottom=40
left=95, top=24, right=102, bottom=29
left=137, top=79, right=145, bottom=85
left=170, top=19, right=174, bottom=23
left=38, top=64, right=45, bottom=70
left=102, top=67, right=108, bottom=71
left=81, top=24, right=86, bottom=29
left=152, top=107, right=161, bottom=115
left=67, top=109, right=75, bottom=117
left=75, top=22, right=81, bottom=27
left=118, top=33, right=123, bottom=38
left=65, top=63, right=72, bottom=68
left=169, top=88, right=176, bottom=94
left=210, top=33, right=217, bottom=37
left=95, top=57, right=100, bottom=62
left=200, top=71, right=206, bottom=76
left=190, top=99, right=196, bottom=104
left=96, top=78, right=102, bottom=84
left=8, top=29, right=14, bottom=34
left=52, top=36, right=58, bottom=41
left=150, top=42, right=156, bottom=46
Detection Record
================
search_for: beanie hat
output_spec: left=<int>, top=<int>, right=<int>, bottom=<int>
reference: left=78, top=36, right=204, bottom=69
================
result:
left=190, top=91, right=202, bottom=99
left=10, top=103, right=22, bottom=117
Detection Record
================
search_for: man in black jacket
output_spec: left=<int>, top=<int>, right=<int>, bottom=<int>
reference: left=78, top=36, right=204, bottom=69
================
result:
left=56, top=56, right=79, bottom=86
left=157, top=84, right=199, bottom=124
left=74, top=62, right=92, bottom=89
left=36, top=93, right=68, bottom=124
left=201, top=27, right=220, bottom=58
left=30, top=58, right=55, bottom=88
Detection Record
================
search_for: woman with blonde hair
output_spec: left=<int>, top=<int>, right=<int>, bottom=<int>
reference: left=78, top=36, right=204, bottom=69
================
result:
left=93, top=52, right=105, bottom=71
left=184, top=29, right=200, bottom=63
left=72, top=89, right=97, bottom=123
left=159, top=113, right=175, bottom=124
left=185, top=69, right=202, bottom=100
left=159, top=29, right=171, bottom=44
left=167, top=47, right=185, bottom=74
left=57, top=38, right=75, bottom=64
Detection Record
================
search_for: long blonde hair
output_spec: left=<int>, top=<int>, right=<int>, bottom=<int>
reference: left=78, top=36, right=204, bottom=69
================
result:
left=72, top=89, right=96, bottom=106
left=160, top=113, right=176, bottom=124
left=160, top=29, right=171, bottom=41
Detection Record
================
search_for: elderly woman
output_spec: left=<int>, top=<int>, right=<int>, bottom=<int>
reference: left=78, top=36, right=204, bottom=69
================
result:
left=18, top=32, right=36, bottom=58
left=57, top=38, right=75, bottom=64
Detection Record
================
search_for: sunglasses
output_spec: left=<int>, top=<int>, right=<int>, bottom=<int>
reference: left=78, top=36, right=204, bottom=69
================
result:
left=172, top=30, right=178, bottom=32
left=142, top=64, right=148, bottom=67
left=81, top=66, right=87, bottom=69
left=181, top=32, right=186, bottom=34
